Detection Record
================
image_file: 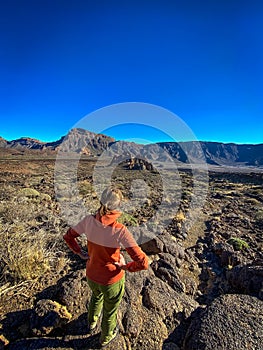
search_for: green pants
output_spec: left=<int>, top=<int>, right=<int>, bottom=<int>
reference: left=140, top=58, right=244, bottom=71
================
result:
left=87, top=276, right=125, bottom=339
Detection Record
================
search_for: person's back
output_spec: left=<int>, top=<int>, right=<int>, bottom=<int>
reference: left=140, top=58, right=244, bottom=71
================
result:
left=63, top=187, right=148, bottom=347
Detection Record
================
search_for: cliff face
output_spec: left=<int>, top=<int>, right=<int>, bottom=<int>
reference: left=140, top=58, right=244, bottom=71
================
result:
left=1, top=129, right=263, bottom=167
left=157, top=141, right=263, bottom=166
left=58, top=128, right=115, bottom=155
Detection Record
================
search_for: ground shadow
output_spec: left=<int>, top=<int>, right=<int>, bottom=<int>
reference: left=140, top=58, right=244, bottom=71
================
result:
left=2, top=309, right=102, bottom=350
left=6, top=333, right=101, bottom=350
left=1, top=255, right=91, bottom=349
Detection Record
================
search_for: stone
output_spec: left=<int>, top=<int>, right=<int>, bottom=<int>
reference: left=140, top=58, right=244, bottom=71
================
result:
left=226, top=264, right=263, bottom=300
left=30, top=299, right=72, bottom=336
left=183, top=294, right=263, bottom=350
left=58, top=270, right=91, bottom=316
left=151, top=256, right=185, bottom=293
left=140, top=236, right=164, bottom=254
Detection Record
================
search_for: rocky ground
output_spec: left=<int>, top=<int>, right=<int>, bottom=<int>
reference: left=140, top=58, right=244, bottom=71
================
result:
left=0, top=157, right=262, bottom=349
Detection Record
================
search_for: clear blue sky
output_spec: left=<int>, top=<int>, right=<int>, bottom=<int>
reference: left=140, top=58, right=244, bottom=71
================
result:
left=0, top=0, right=262, bottom=144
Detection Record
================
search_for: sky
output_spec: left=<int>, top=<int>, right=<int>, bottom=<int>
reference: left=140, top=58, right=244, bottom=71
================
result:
left=0, top=0, right=262, bottom=144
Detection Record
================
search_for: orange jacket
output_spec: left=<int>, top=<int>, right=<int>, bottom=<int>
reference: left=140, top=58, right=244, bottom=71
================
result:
left=63, top=211, right=148, bottom=285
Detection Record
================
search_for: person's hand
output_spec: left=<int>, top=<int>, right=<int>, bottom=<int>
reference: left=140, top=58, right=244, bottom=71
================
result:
left=114, top=262, right=128, bottom=270
left=119, top=253, right=126, bottom=265
left=114, top=253, right=127, bottom=270
left=77, top=250, right=89, bottom=260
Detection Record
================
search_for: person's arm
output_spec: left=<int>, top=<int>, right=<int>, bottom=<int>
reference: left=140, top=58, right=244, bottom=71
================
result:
left=115, top=226, right=148, bottom=272
left=63, top=228, right=89, bottom=259
left=123, top=246, right=148, bottom=272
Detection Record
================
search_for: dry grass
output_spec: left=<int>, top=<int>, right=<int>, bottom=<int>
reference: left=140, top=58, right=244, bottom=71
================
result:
left=0, top=186, right=70, bottom=298
left=175, top=210, right=186, bottom=222
left=1, top=224, right=50, bottom=281
left=78, top=180, right=93, bottom=196
left=0, top=221, right=67, bottom=286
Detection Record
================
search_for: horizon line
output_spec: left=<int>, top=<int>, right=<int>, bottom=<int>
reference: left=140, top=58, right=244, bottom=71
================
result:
left=1, top=130, right=263, bottom=147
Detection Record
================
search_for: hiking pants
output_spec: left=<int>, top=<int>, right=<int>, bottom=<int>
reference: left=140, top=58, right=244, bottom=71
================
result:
left=87, top=276, right=125, bottom=339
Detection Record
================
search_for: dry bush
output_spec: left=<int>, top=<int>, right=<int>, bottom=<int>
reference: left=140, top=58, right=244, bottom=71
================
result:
left=18, top=188, right=40, bottom=198
left=0, top=185, right=18, bottom=204
left=78, top=180, right=93, bottom=196
left=245, top=198, right=261, bottom=206
left=0, top=223, right=59, bottom=283
left=0, top=194, right=70, bottom=296
left=0, top=197, right=38, bottom=223
left=175, top=210, right=186, bottom=222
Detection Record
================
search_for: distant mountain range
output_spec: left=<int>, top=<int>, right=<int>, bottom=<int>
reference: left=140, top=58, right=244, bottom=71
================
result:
left=1, top=128, right=263, bottom=167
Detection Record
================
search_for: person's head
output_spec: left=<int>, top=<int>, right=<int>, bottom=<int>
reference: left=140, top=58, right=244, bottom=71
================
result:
left=98, top=187, right=123, bottom=216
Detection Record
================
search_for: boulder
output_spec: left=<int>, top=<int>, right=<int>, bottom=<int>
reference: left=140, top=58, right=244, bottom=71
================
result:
left=140, top=236, right=164, bottom=254
left=184, top=294, right=263, bottom=350
left=30, top=299, right=72, bottom=336
left=57, top=270, right=91, bottom=316
left=142, top=277, right=198, bottom=331
left=226, top=264, right=263, bottom=300
left=158, top=233, right=185, bottom=259
left=151, top=257, right=185, bottom=293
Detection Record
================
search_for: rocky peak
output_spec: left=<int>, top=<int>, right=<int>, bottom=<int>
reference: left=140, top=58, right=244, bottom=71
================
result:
left=9, top=137, right=45, bottom=149
left=0, top=137, right=8, bottom=148
left=1, top=130, right=263, bottom=167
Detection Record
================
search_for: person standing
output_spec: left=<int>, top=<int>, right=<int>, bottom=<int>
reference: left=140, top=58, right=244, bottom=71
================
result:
left=63, top=187, right=148, bottom=347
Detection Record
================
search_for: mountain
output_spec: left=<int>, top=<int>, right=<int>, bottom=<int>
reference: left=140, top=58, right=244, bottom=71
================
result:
left=157, top=141, right=263, bottom=167
left=0, top=129, right=115, bottom=156
left=0, top=136, right=8, bottom=148
left=57, top=128, right=115, bottom=155
left=0, top=128, right=263, bottom=167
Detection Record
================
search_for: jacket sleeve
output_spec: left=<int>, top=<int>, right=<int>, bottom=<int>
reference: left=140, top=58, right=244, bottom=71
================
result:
left=125, top=245, right=148, bottom=272
left=117, top=226, right=148, bottom=272
left=63, top=228, right=82, bottom=254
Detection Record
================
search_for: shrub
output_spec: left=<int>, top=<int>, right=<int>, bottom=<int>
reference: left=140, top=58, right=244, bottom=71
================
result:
left=175, top=210, right=186, bottom=222
left=0, top=198, right=37, bottom=223
left=78, top=180, right=93, bottom=196
left=227, top=237, right=249, bottom=251
left=117, top=212, right=138, bottom=226
left=18, top=188, right=40, bottom=198
left=0, top=225, right=50, bottom=282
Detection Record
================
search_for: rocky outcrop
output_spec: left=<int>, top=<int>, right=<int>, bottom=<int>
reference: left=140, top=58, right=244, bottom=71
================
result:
left=110, top=155, right=155, bottom=170
left=184, top=294, right=263, bottom=350
left=0, top=259, right=198, bottom=349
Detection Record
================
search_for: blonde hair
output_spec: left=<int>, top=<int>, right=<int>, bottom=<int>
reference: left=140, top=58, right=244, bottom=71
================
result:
left=98, top=187, right=123, bottom=216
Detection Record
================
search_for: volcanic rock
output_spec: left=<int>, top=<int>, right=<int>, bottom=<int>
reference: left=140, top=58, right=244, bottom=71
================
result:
left=184, top=294, right=263, bottom=350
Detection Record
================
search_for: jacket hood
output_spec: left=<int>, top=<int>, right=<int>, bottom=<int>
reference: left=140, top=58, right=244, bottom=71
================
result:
left=95, top=210, right=122, bottom=226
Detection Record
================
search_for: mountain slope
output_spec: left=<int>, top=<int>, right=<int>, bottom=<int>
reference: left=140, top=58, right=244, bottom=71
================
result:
left=0, top=129, right=263, bottom=166
left=157, top=141, right=263, bottom=166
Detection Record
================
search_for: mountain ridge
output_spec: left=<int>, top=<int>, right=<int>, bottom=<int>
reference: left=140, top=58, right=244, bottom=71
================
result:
left=1, top=128, right=263, bottom=167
